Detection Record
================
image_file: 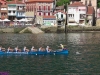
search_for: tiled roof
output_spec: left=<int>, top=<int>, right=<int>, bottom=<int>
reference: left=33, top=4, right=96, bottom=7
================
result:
left=26, top=0, right=53, bottom=3
left=55, top=5, right=64, bottom=9
left=87, top=6, right=94, bottom=15
left=7, top=0, right=24, bottom=4
left=69, top=1, right=85, bottom=6
left=43, top=16, right=56, bottom=19
left=54, top=10, right=66, bottom=14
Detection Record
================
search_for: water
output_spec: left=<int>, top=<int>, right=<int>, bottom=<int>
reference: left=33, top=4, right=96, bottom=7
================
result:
left=0, top=33, right=100, bottom=75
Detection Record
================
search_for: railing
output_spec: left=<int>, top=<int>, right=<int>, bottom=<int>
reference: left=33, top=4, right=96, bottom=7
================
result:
left=8, top=13, right=16, bottom=15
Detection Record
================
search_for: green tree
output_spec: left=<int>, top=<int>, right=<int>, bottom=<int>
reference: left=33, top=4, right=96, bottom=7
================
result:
left=56, top=0, right=70, bottom=6
left=97, top=0, right=100, bottom=8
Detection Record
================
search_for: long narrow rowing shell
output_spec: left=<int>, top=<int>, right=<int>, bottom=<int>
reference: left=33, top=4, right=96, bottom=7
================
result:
left=0, top=49, right=68, bottom=55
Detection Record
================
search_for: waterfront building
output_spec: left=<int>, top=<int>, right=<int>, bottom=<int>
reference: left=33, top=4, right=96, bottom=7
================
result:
left=67, top=2, right=87, bottom=26
left=54, top=5, right=66, bottom=26
left=25, top=0, right=56, bottom=24
left=16, top=3, right=25, bottom=19
left=7, top=1, right=17, bottom=21
left=7, top=0, right=25, bottom=21
left=43, top=16, right=57, bottom=26
left=0, top=0, right=8, bottom=20
left=70, top=0, right=97, bottom=17
left=86, top=6, right=95, bottom=26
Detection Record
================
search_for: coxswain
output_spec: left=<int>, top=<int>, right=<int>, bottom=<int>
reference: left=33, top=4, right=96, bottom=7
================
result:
left=60, top=44, right=64, bottom=49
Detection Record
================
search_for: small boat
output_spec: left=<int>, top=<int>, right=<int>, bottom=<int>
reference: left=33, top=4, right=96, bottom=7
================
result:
left=0, top=49, right=68, bottom=55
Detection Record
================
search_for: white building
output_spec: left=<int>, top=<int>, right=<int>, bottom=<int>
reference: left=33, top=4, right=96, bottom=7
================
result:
left=54, top=10, right=66, bottom=26
left=67, top=2, right=86, bottom=26
left=43, top=16, right=57, bottom=26
left=16, top=3, right=25, bottom=19
left=7, top=4, right=17, bottom=21
left=54, top=5, right=66, bottom=26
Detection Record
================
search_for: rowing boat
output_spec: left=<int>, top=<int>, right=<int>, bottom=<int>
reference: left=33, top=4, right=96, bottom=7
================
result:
left=0, top=49, right=68, bottom=55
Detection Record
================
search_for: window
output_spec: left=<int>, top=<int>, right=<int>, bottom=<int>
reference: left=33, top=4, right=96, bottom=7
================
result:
left=13, top=11, right=15, bottom=13
left=80, top=14, right=85, bottom=19
left=61, top=14, right=63, bottom=18
left=48, top=6, right=50, bottom=10
left=48, top=12, right=50, bottom=16
left=9, top=11, right=11, bottom=13
left=39, top=6, right=41, bottom=10
left=44, top=6, right=45, bottom=10
left=56, top=14, right=58, bottom=18
left=68, top=14, right=74, bottom=18
left=39, top=12, right=41, bottom=16
left=44, top=12, right=46, bottom=16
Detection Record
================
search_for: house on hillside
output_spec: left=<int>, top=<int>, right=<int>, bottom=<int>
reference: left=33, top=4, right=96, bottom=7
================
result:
left=67, top=1, right=87, bottom=26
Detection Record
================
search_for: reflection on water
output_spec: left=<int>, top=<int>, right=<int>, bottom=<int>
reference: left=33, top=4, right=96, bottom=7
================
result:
left=0, top=33, right=100, bottom=75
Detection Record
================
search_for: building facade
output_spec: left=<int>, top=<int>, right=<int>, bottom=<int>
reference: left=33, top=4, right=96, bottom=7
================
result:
left=70, top=0, right=97, bottom=17
left=25, top=0, right=55, bottom=23
left=0, top=0, right=7, bottom=19
left=16, top=3, right=25, bottom=19
left=67, top=2, right=86, bottom=26
left=54, top=5, right=66, bottom=26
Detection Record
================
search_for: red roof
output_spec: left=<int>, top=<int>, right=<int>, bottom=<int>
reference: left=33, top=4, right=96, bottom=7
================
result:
left=69, top=1, right=85, bottom=6
left=43, top=16, right=56, bottom=19
left=7, top=0, right=24, bottom=4
left=26, top=0, right=53, bottom=3
left=54, top=10, right=66, bottom=15
left=87, top=6, right=94, bottom=15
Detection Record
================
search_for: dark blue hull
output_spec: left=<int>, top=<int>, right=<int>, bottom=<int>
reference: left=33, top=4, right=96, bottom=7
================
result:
left=0, top=50, right=68, bottom=55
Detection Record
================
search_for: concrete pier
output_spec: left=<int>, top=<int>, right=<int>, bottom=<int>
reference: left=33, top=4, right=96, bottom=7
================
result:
left=19, top=27, right=44, bottom=34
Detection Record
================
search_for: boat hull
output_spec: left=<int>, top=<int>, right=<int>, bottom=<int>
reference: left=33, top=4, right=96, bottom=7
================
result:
left=0, top=50, right=68, bottom=55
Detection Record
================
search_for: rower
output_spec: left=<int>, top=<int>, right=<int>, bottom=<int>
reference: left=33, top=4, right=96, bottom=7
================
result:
left=0, top=46, right=2, bottom=51
left=15, top=46, right=18, bottom=52
left=46, top=46, right=51, bottom=52
left=7, top=47, right=10, bottom=52
left=23, top=46, right=29, bottom=52
left=23, top=46, right=26, bottom=52
left=31, top=46, right=35, bottom=51
left=0, top=46, right=5, bottom=52
left=39, top=47, right=42, bottom=51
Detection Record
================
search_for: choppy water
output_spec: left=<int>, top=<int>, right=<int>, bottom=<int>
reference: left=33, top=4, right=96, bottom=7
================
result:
left=0, top=33, right=100, bottom=75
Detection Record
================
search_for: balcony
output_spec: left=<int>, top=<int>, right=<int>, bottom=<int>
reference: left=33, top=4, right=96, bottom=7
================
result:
left=8, top=13, right=16, bottom=16
left=8, top=8, right=16, bottom=10
left=1, top=10, right=8, bottom=12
